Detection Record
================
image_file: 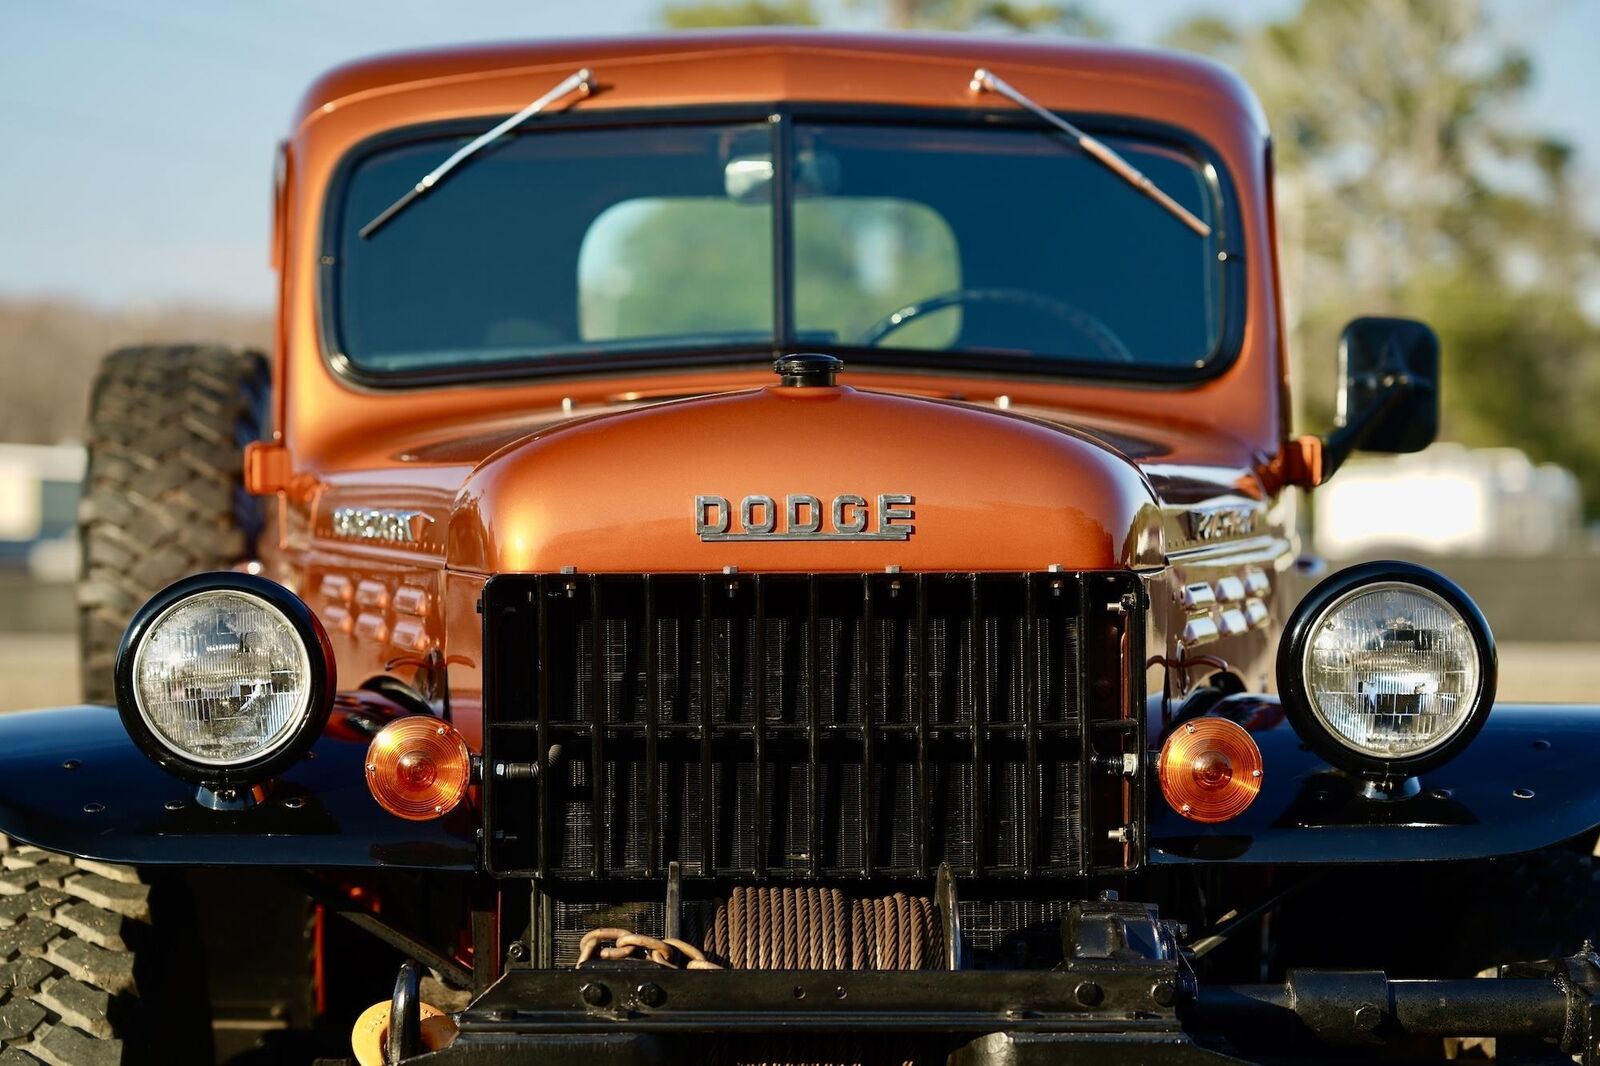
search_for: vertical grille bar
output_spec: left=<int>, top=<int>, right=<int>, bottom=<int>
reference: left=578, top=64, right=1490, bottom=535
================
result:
left=642, top=575, right=659, bottom=876
left=1125, top=580, right=1147, bottom=872
left=698, top=576, right=714, bottom=873
left=752, top=574, right=767, bottom=877
left=914, top=573, right=931, bottom=876
left=969, top=575, right=986, bottom=871
left=806, top=574, right=822, bottom=878
left=588, top=578, right=605, bottom=878
left=535, top=577, right=551, bottom=878
left=1075, top=573, right=1093, bottom=875
left=859, top=574, right=875, bottom=877
left=1022, top=575, right=1039, bottom=875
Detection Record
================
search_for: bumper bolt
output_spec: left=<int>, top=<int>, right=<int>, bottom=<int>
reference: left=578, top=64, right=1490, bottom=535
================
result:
left=506, top=941, right=526, bottom=962
left=636, top=982, right=666, bottom=1008
left=1150, top=979, right=1177, bottom=1007
left=1353, top=1004, right=1381, bottom=1031
left=1074, top=980, right=1104, bottom=1007
left=579, top=981, right=609, bottom=1007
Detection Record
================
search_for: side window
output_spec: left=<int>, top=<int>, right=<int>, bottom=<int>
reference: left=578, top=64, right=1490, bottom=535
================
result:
left=794, top=199, right=960, bottom=347
left=579, top=198, right=773, bottom=342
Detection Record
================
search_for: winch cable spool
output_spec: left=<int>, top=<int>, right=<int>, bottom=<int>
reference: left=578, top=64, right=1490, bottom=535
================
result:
left=703, top=887, right=944, bottom=971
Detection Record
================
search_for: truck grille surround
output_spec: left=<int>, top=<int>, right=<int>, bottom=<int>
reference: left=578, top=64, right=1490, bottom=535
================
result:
left=482, top=571, right=1146, bottom=883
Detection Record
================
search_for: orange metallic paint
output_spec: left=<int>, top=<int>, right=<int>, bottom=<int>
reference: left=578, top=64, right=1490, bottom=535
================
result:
left=448, top=384, right=1154, bottom=574
left=274, top=32, right=1283, bottom=478
left=252, top=31, right=1306, bottom=748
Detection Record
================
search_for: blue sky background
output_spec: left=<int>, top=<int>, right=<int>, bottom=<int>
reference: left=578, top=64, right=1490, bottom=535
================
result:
left=2, top=0, right=1596, bottom=310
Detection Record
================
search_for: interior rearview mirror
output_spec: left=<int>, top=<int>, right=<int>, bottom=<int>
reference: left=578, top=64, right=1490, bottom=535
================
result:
left=724, top=151, right=842, bottom=204
left=1319, top=316, right=1439, bottom=478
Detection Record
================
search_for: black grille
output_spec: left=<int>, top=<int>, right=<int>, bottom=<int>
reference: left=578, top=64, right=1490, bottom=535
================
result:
left=482, top=572, right=1143, bottom=879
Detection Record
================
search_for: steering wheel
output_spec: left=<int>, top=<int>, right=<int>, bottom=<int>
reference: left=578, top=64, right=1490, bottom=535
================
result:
left=857, top=287, right=1135, bottom=364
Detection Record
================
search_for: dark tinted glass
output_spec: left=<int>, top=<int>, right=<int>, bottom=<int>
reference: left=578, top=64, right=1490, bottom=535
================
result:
left=332, top=118, right=1223, bottom=377
left=336, top=123, right=776, bottom=374
left=792, top=123, right=1219, bottom=367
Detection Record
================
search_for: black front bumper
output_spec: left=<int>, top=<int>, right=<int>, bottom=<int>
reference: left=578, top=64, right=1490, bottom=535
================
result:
left=409, top=953, right=1600, bottom=1065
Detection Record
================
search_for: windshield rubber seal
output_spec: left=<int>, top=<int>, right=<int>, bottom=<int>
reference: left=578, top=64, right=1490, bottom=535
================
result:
left=316, top=102, right=1247, bottom=392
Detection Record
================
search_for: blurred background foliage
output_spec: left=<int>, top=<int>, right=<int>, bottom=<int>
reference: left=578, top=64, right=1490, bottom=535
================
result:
left=658, top=0, right=1600, bottom=517
left=1, top=0, right=1596, bottom=517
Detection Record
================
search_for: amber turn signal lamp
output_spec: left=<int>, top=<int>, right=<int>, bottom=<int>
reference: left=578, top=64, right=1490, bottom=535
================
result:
left=1158, top=717, right=1263, bottom=824
left=365, top=717, right=472, bottom=821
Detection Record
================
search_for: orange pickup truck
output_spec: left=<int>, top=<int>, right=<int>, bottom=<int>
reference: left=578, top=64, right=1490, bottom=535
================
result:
left=5, top=30, right=1597, bottom=1066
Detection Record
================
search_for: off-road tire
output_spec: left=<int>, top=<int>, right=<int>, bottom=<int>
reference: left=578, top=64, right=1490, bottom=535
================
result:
left=76, top=345, right=269, bottom=703
left=0, top=835, right=153, bottom=1064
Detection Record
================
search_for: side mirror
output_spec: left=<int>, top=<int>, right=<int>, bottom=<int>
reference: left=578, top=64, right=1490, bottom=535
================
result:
left=1321, top=316, right=1439, bottom=478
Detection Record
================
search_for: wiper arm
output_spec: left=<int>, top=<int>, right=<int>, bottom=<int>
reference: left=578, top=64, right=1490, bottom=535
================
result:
left=359, top=68, right=596, bottom=239
left=969, top=68, right=1212, bottom=239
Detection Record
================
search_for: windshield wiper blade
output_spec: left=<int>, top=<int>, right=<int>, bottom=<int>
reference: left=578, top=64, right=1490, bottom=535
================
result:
left=969, top=68, right=1212, bottom=239
left=359, top=68, right=596, bottom=239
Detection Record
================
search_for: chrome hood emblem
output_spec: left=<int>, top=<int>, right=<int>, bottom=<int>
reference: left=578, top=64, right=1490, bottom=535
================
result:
left=330, top=507, right=432, bottom=545
left=696, top=494, right=914, bottom=542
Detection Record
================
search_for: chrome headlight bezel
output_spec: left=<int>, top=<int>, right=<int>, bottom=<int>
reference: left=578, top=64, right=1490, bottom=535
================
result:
left=113, top=572, right=335, bottom=786
left=1277, top=560, right=1497, bottom=778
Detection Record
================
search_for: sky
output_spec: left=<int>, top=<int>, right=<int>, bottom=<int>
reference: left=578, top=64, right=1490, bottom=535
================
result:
left=2, top=0, right=1597, bottom=311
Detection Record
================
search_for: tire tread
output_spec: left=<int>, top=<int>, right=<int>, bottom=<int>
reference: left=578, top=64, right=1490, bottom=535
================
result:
left=75, top=345, right=268, bottom=704
left=0, top=840, right=144, bottom=1065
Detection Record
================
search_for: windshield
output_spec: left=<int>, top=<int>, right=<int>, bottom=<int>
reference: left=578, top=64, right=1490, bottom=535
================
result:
left=330, top=114, right=1227, bottom=380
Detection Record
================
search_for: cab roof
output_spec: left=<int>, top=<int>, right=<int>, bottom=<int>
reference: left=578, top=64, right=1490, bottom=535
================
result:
left=293, top=29, right=1267, bottom=137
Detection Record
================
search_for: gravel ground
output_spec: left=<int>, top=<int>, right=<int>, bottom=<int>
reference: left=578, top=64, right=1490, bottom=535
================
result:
left=0, top=634, right=1594, bottom=714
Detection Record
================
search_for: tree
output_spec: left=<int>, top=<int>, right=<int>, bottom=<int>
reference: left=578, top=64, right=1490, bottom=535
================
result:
left=660, top=0, right=1109, bottom=35
left=1166, top=0, right=1600, bottom=516
left=662, top=0, right=820, bottom=28
left=873, top=0, right=1108, bottom=34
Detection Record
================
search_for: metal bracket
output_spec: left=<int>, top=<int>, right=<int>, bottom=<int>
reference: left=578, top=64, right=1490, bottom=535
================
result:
left=387, top=959, right=422, bottom=1065
left=1558, top=941, right=1600, bottom=1064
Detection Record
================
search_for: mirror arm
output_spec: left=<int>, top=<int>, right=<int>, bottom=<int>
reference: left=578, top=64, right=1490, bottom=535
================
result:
left=1319, top=372, right=1415, bottom=481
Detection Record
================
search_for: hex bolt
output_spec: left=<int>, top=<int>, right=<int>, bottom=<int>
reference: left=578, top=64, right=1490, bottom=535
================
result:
left=636, top=982, right=667, bottom=1008
left=1149, top=980, right=1177, bottom=1007
left=579, top=981, right=609, bottom=1007
left=1074, top=980, right=1104, bottom=1007
left=1353, top=1004, right=1381, bottom=1032
left=505, top=941, right=527, bottom=962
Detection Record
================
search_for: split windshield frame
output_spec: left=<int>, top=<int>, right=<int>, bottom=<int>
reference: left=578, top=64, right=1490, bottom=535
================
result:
left=318, top=101, right=1246, bottom=391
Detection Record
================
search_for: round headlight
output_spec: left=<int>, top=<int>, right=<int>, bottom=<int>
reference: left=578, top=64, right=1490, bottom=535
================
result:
left=1279, top=561, right=1495, bottom=778
left=115, top=573, right=334, bottom=785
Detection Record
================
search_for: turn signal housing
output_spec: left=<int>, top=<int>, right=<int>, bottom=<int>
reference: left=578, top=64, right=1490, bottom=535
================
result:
left=1159, top=717, right=1263, bottom=823
left=365, top=717, right=472, bottom=821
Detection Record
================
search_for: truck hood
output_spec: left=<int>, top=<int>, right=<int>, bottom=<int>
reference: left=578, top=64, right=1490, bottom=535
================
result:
left=446, top=384, right=1161, bottom=574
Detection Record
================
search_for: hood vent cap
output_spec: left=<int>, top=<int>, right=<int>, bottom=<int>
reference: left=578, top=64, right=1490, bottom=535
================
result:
left=775, top=352, right=842, bottom=388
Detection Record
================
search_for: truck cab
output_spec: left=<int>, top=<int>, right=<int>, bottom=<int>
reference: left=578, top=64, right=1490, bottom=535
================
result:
left=10, top=30, right=1599, bottom=1066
